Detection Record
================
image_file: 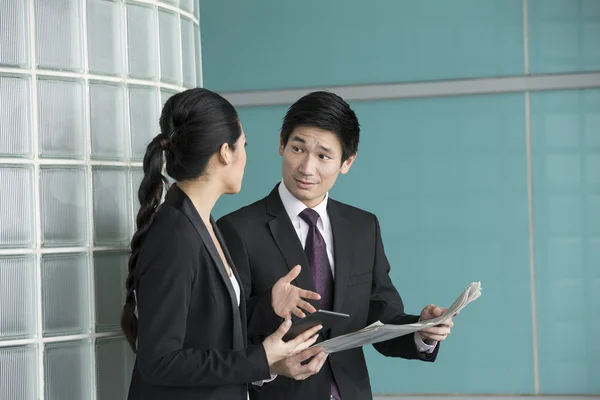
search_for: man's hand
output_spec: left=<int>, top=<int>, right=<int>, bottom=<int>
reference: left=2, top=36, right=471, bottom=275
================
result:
left=272, top=265, right=321, bottom=319
left=418, top=304, right=455, bottom=342
left=270, top=346, right=328, bottom=381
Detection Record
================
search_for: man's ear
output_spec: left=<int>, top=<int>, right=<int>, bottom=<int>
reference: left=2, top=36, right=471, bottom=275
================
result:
left=340, top=153, right=357, bottom=174
left=279, top=134, right=285, bottom=156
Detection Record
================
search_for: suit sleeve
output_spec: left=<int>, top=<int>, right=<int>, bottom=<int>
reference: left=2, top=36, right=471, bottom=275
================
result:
left=217, top=216, right=283, bottom=340
left=136, top=213, right=271, bottom=387
left=368, top=214, right=439, bottom=362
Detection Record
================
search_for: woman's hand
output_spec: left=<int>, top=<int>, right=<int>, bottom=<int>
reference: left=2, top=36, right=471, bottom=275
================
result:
left=262, top=319, right=322, bottom=366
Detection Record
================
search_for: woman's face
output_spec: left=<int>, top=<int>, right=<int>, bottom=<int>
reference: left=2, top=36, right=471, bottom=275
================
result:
left=223, top=130, right=247, bottom=194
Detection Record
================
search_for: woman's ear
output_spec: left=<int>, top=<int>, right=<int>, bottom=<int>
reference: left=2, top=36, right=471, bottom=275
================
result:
left=219, top=142, right=231, bottom=165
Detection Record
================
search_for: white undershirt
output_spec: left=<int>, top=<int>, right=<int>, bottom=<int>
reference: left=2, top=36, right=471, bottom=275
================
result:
left=229, top=273, right=241, bottom=306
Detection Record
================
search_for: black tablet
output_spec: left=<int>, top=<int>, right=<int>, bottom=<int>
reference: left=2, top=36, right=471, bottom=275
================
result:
left=282, top=310, right=350, bottom=342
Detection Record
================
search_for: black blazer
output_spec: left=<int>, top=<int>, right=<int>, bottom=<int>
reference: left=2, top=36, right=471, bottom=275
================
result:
left=217, top=184, right=439, bottom=400
left=127, top=185, right=271, bottom=400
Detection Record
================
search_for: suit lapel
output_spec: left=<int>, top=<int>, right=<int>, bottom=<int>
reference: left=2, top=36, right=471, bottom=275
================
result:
left=165, top=185, right=244, bottom=349
left=266, top=185, right=317, bottom=295
left=212, top=217, right=248, bottom=344
left=327, top=200, right=353, bottom=314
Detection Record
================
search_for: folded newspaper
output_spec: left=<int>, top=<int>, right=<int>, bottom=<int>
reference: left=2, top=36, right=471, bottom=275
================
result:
left=314, top=281, right=482, bottom=354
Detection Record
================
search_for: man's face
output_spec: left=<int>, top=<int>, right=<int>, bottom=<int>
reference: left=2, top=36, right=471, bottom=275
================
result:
left=279, top=126, right=356, bottom=208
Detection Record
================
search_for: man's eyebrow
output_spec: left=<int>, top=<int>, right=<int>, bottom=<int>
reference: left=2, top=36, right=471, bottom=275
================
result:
left=290, top=135, right=306, bottom=144
left=318, top=145, right=334, bottom=154
left=291, top=136, right=334, bottom=154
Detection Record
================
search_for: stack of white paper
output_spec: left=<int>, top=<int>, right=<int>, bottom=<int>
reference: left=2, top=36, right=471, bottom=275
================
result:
left=315, top=281, right=482, bottom=354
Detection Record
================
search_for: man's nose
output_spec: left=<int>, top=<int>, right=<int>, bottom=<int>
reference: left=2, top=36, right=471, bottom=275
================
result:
left=298, top=155, right=316, bottom=175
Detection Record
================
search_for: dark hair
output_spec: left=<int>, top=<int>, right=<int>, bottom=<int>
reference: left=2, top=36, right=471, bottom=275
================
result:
left=280, top=91, right=360, bottom=162
left=121, top=88, right=242, bottom=352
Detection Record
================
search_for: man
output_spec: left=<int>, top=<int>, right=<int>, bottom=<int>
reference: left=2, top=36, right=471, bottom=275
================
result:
left=217, top=91, right=454, bottom=400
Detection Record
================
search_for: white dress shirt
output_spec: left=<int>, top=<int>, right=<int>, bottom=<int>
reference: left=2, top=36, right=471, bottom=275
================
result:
left=278, top=181, right=437, bottom=354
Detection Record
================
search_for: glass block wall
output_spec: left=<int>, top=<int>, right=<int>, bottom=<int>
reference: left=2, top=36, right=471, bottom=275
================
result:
left=0, top=1, right=200, bottom=399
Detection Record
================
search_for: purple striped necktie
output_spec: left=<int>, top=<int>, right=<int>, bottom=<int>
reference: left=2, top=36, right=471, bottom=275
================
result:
left=299, top=208, right=341, bottom=400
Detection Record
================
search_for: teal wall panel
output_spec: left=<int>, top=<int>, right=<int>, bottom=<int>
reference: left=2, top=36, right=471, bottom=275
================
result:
left=201, top=0, right=524, bottom=92
left=531, top=89, right=600, bottom=394
left=528, top=0, right=600, bottom=74
left=349, top=94, right=533, bottom=393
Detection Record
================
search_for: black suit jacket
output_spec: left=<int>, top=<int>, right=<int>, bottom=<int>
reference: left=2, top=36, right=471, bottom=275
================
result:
left=127, top=185, right=271, bottom=400
left=217, top=184, right=439, bottom=400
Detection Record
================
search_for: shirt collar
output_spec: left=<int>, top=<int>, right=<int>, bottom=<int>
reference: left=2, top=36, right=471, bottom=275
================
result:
left=278, top=180, right=329, bottom=223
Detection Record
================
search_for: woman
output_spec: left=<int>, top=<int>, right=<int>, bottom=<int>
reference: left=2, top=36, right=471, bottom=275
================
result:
left=121, top=88, right=323, bottom=400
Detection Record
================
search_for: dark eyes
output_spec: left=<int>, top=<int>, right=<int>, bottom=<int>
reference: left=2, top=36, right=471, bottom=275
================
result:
left=292, top=146, right=331, bottom=160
